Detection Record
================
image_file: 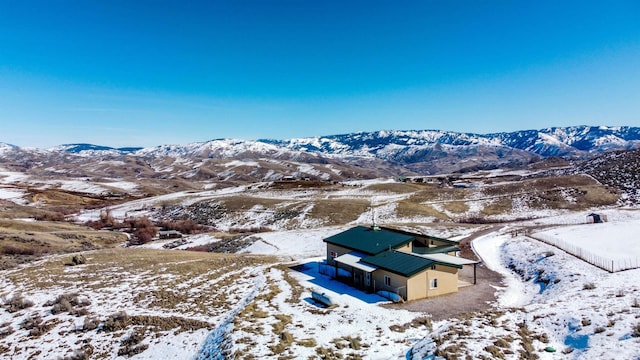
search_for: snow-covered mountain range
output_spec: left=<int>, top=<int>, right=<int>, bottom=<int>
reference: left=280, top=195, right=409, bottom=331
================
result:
left=1, top=125, right=639, bottom=177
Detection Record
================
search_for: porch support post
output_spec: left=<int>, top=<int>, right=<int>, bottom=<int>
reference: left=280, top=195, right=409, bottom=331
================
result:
left=473, top=263, right=477, bottom=285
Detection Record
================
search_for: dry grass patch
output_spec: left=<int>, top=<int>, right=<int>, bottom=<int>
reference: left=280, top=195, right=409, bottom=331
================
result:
left=276, top=264, right=305, bottom=303
left=309, top=199, right=370, bottom=225
left=402, top=185, right=463, bottom=203
left=480, top=198, right=513, bottom=216
left=5, top=248, right=275, bottom=314
left=220, top=196, right=285, bottom=211
left=396, top=201, right=448, bottom=220
left=269, top=331, right=294, bottom=354
left=482, top=175, right=617, bottom=211
left=271, top=314, right=292, bottom=334
left=442, top=201, right=469, bottom=214
left=578, top=185, right=619, bottom=206
left=30, top=189, right=104, bottom=207
left=0, top=219, right=125, bottom=269
left=363, top=182, right=426, bottom=194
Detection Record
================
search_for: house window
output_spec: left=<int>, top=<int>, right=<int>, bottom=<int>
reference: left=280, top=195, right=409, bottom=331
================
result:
left=330, top=251, right=337, bottom=258
left=384, top=275, right=391, bottom=287
left=431, top=265, right=436, bottom=270
left=431, top=278, right=438, bottom=289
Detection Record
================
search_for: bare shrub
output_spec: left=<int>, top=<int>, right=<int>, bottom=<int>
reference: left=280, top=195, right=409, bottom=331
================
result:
left=347, top=336, right=362, bottom=350
left=271, top=314, right=292, bottom=334
left=494, top=338, right=512, bottom=348
left=632, top=323, right=640, bottom=338
left=316, top=346, right=341, bottom=359
left=20, top=313, right=56, bottom=337
left=127, top=217, right=158, bottom=245
left=65, top=254, right=87, bottom=266
left=4, top=294, right=34, bottom=313
left=269, top=332, right=294, bottom=354
left=411, top=316, right=432, bottom=330
left=229, top=226, right=272, bottom=234
left=118, top=327, right=149, bottom=357
left=156, top=220, right=209, bottom=234
left=297, top=338, right=317, bottom=347
left=185, top=236, right=256, bottom=253
left=97, top=314, right=213, bottom=334
left=0, top=324, right=14, bottom=339
left=34, top=211, right=66, bottom=222
left=63, top=344, right=94, bottom=360
left=102, top=311, right=131, bottom=332
left=484, top=345, right=505, bottom=359
left=45, top=293, right=90, bottom=315
left=1, top=245, right=39, bottom=256
left=583, top=282, right=596, bottom=290
left=82, top=316, right=100, bottom=331
left=183, top=245, right=209, bottom=252
left=86, top=210, right=118, bottom=230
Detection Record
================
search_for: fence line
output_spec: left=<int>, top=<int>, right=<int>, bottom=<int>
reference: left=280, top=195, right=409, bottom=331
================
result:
left=529, top=233, right=640, bottom=273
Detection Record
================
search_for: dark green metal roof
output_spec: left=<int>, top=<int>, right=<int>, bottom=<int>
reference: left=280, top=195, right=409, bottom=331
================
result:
left=361, top=250, right=435, bottom=277
left=413, top=245, right=461, bottom=255
left=424, top=235, right=459, bottom=246
left=323, top=226, right=415, bottom=255
left=379, top=227, right=458, bottom=246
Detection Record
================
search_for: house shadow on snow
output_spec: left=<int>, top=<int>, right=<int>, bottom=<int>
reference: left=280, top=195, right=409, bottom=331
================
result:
left=289, top=260, right=388, bottom=305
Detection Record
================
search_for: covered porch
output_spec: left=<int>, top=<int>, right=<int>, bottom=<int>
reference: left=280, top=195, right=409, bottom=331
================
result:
left=333, top=252, right=377, bottom=293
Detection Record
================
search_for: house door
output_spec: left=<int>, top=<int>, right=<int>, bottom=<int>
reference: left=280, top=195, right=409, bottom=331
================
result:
left=365, top=272, right=371, bottom=287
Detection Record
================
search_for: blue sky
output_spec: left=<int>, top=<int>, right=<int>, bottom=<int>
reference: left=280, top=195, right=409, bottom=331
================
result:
left=1, top=1, right=639, bottom=148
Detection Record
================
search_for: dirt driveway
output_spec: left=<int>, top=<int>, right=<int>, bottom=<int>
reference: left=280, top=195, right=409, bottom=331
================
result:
left=385, top=225, right=505, bottom=321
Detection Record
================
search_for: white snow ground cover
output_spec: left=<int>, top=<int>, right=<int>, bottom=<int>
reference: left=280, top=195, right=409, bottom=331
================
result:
left=0, top=187, right=27, bottom=204
left=0, top=168, right=140, bottom=204
left=455, top=222, right=640, bottom=359
left=533, top=220, right=640, bottom=271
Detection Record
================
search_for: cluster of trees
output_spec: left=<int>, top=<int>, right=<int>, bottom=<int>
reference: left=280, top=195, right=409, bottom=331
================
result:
left=85, top=212, right=158, bottom=245
left=86, top=211, right=210, bottom=245
left=155, top=219, right=209, bottom=234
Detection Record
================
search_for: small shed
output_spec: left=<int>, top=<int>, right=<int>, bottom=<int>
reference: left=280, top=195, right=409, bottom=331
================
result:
left=159, top=230, right=183, bottom=239
left=587, top=213, right=605, bottom=224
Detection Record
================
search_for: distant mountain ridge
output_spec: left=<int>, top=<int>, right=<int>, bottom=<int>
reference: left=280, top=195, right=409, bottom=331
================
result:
left=48, top=144, right=143, bottom=154
left=1, top=125, right=639, bottom=176
left=262, top=126, right=640, bottom=158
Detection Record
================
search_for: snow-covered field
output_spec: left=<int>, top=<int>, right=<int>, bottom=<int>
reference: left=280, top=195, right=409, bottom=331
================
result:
left=0, top=187, right=27, bottom=204
left=535, top=220, right=640, bottom=261
left=0, top=168, right=140, bottom=196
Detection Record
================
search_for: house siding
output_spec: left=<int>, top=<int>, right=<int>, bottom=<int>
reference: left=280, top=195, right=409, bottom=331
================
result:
left=426, top=265, right=459, bottom=297
left=326, top=244, right=354, bottom=266
left=371, top=270, right=409, bottom=299
left=407, top=272, right=428, bottom=301
left=394, top=242, right=413, bottom=254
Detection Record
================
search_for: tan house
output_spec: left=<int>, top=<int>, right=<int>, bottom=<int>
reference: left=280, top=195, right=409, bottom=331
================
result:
left=323, top=225, right=477, bottom=301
